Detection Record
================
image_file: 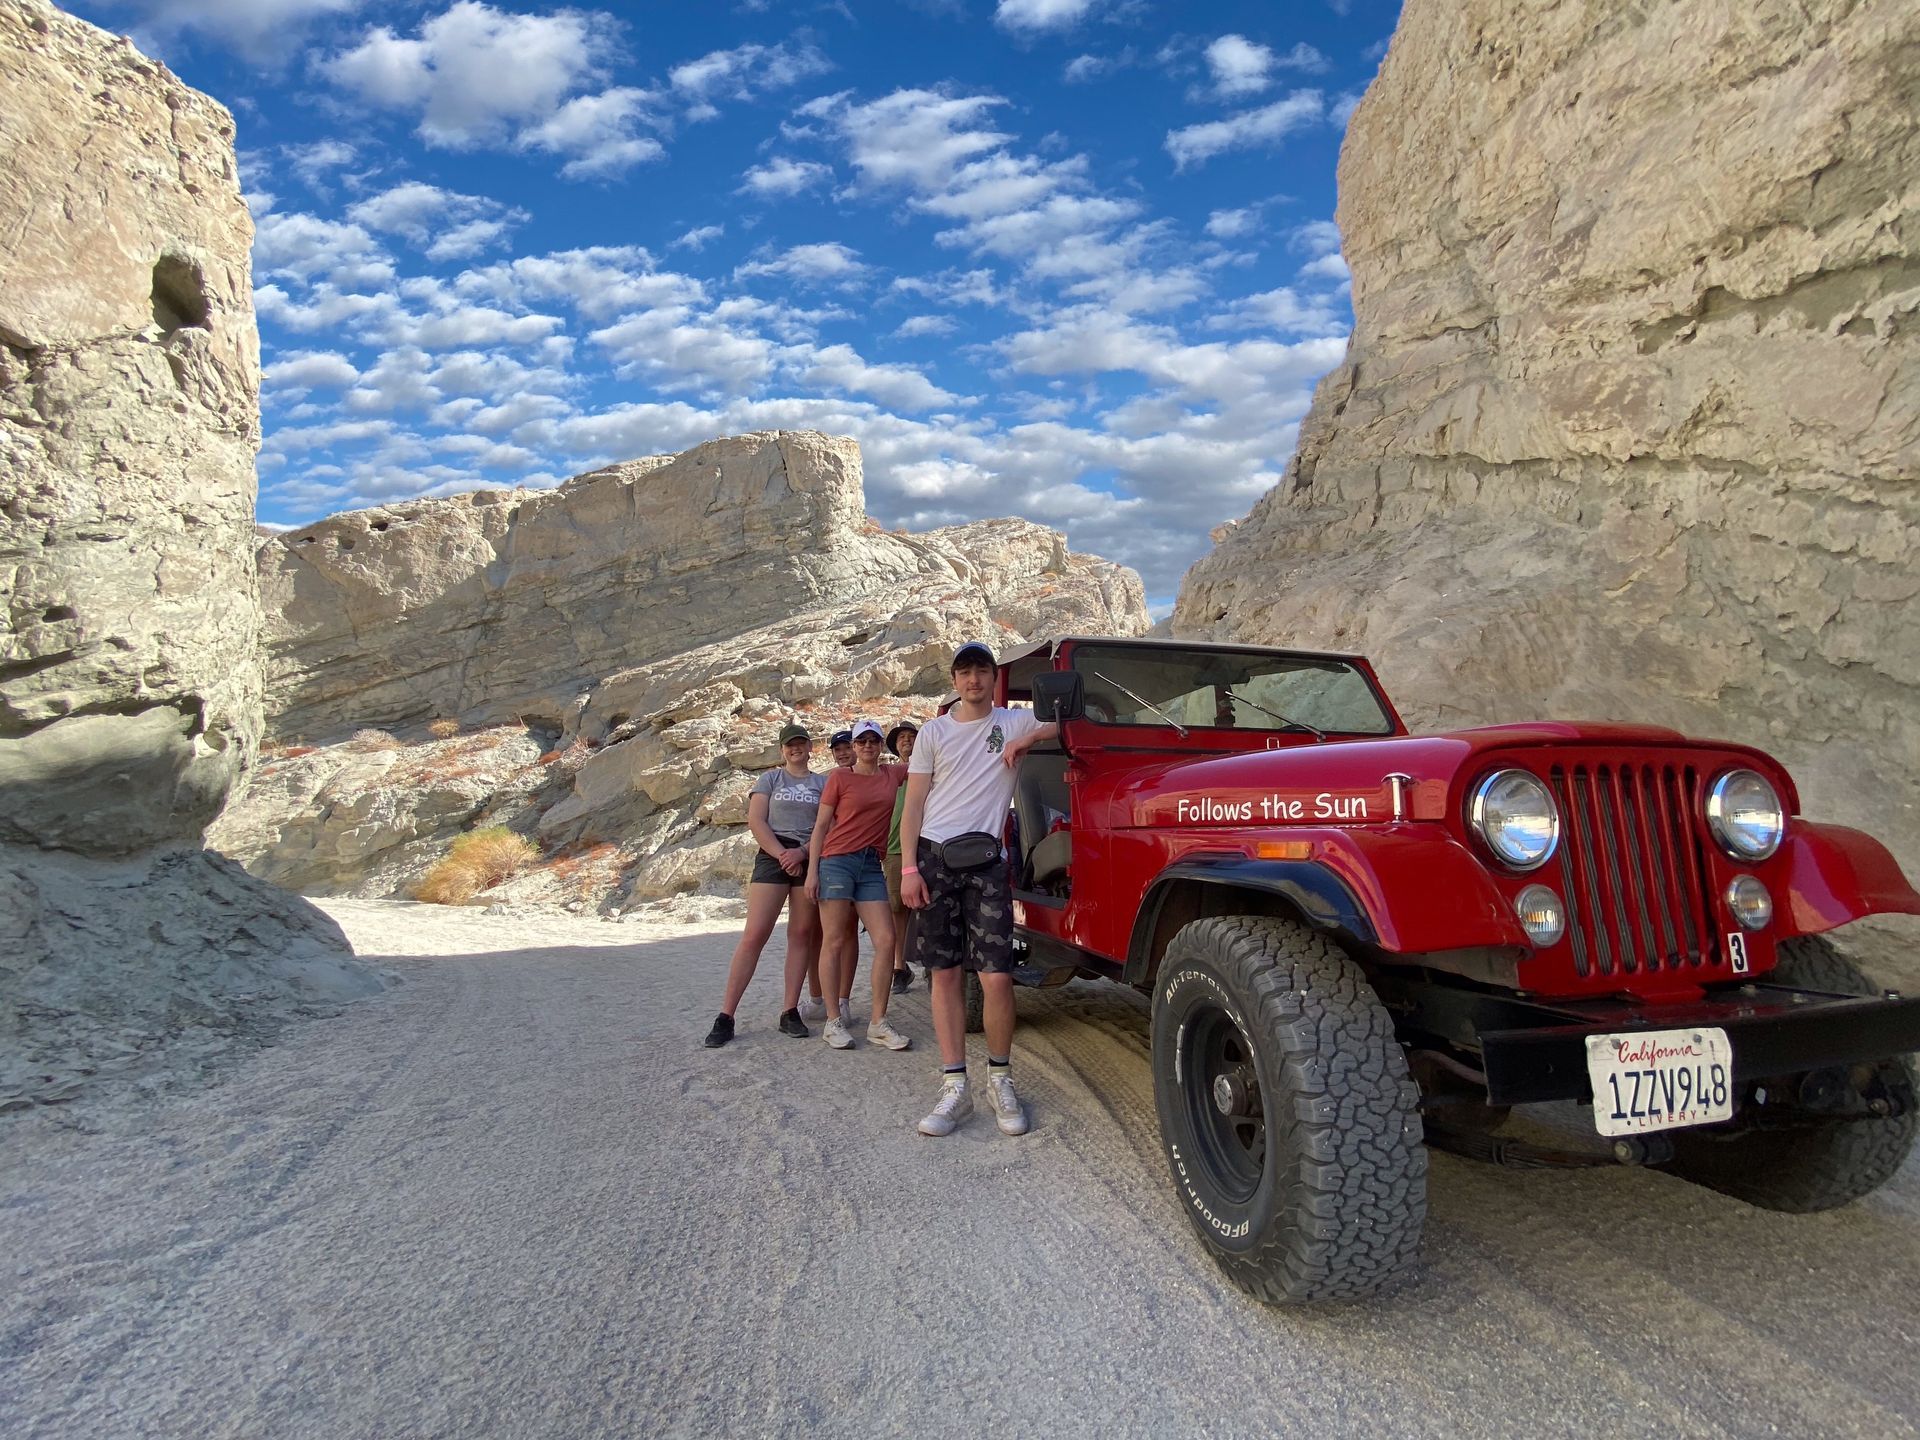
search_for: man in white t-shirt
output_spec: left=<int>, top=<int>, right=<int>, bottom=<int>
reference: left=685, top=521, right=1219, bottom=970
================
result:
left=900, top=641, right=1057, bottom=1137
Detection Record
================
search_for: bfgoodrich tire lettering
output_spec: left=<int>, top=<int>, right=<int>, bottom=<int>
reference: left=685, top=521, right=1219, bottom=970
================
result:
left=1150, top=916, right=1426, bottom=1303
left=1665, top=935, right=1918, bottom=1212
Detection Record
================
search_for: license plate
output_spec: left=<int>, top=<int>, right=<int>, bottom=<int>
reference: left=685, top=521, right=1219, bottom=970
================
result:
left=1585, top=1027, right=1733, bottom=1137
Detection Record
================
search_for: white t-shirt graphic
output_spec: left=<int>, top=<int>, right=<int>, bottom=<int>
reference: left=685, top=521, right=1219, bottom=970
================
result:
left=909, top=705, right=1040, bottom=844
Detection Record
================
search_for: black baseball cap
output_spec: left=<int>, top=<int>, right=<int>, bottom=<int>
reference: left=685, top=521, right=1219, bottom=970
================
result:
left=952, top=641, right=996, bottom=670
left=886, top=722, right=918, bottom=756
left=829, top=729, right=854, bottom=747
left=777, top=723, right=810, bottom=745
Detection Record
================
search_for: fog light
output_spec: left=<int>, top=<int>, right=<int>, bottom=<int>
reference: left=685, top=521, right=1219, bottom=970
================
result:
left=1514, top=884, right=1566, bottom=947
left=1727, top=875, right=1772, bottom=931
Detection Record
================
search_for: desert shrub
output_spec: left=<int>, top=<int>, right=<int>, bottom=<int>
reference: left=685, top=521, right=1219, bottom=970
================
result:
left=447, top=826, right=540, bottom=887
left=414, top=860, right=483, bottom=905
left=347, top=728, right=404, bottom=752
left=414, top=827, right=539, bottom=905
left=427, top=718, right=461, bottom=739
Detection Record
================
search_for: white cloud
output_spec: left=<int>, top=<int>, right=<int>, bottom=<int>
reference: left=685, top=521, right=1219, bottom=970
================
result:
left=668, top=40, right=832, bottom=118
left=1205, top=207, right=1256, bottom=239
left=1165, top=90, right=1323, bottom=169
left=1206, top=286, right=1345, bottom=337
left=734, top=243, right=869, bottom=286
left=324, top=2, right=617, bottom=149
left=517, top=88, right=665, bottom=180
left=1299, top=251, right=1350, bottom=281
left=346, top=182, right=525, bottom=259
left=1062, top=49, right=1133, bottom=83
left=1204, top=35, right=1273, bottom=97
left=673, top=225, right=725, bottom=251
left=454, top=246, right=706, bottom=322
left=791, top=344, right=962, bottom=411
left=995, top=0, right=1098, bottom=33
left=1330, top=89, right=1366, bottom=129
left=253, top=211, right=392, bottom=287
left=739, top=157, right=833, bottom=199
left=893, top=315, right=957, bottom=339
left=263, top=350, right=360, bottom=389
left=97, top=0, right=363, bottom=63
left=589, top=308, right=780, bottom=395
left=283, top=139, right=358, bottom=191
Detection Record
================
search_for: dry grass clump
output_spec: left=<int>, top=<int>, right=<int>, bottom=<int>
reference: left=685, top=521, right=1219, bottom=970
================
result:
left=414, top=826, right=541, bottom=905
left=347, top=728, right=404, bottom=752
left=427, top=718, right=461, bottom=739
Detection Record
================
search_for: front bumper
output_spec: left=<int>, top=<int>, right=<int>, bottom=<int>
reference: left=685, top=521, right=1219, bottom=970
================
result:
left=1375, top=976, right=1920, bottom=1107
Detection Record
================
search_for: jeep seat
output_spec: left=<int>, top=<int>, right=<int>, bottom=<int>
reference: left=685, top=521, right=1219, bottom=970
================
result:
left=1013, top=748, right=1072, bottom=889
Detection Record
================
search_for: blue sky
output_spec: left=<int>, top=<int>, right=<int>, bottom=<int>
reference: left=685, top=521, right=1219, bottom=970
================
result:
left=67, top=0, right=1402, bottom=605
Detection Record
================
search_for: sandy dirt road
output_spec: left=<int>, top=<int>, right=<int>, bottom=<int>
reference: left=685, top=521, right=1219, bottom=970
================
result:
left=5, top=900, right=1919, bottom=1440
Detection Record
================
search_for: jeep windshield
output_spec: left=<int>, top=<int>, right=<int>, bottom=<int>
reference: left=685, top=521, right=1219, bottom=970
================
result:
left=1069, top=643, right=1396, bottom=736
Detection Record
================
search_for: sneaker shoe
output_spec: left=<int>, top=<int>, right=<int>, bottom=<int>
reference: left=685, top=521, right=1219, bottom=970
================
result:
left=891, top=968, right=911, bottom=994
left=917, top=1076, right=973, bottom=1136
left=703, top=1013, right=735, bottom=1049
left=823, top=1016, right=854, bottom=1050
left=800, top=996, right=827, bottom=1022
left=866, top=1017, right=911, bottom=1051
left=778, top=1008, right=808, bottom=1038
left=988, top=1073, right=1029, bottom=1135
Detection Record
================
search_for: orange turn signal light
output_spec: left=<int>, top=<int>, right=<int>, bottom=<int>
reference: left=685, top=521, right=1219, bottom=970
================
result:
left=1254, top=840, right=1314, bottom=861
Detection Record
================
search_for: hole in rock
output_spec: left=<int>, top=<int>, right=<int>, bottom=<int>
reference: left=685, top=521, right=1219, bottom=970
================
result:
left=337, top=536, right=355, bottom=552
left=42, top=605, right=77, bottom=622
left=370, top=520, right=390, bottom=532
left=151, top=254, right=210, bottom=333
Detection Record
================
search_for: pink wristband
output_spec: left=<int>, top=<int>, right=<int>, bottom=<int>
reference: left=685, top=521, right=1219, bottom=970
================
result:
left=901, top=866, right=919, bottom=875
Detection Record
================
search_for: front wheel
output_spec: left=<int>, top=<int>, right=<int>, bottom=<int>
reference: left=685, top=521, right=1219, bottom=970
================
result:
left=1665, top=936, right=1917, bottom=1212
left=1151, top=916, right=1426, bottom=1303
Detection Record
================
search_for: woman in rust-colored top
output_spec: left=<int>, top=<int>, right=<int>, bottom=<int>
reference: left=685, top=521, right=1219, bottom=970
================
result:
left=805, top=719, right=911, bottom=1053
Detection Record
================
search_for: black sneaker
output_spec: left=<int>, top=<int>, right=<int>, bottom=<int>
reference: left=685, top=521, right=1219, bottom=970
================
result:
left=891, top=968, right=912, bottom=994
left=778, top=1008, right=809, bottom=1038
left=703, top=1013, right=735, bottom=1048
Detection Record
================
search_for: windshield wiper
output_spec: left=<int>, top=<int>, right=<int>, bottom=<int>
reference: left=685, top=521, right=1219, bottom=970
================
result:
left=1092, top=670, right=1189, bottom=737
left=1229, top=693, right=1326, bottom=741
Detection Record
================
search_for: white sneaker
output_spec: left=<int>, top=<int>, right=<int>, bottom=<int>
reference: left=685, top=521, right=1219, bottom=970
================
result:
left=988, top=1073, right=1029, bottom=1136
left=866, top=1017, right=911, bottom=1051
left=800, top=996, right=827, bottom=1022
left=823, top=1016, right=853, bottom=1050
left=917, top=1076, right=973, bottom=1136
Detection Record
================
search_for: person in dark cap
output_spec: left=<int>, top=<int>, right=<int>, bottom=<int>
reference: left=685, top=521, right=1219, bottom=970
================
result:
left=703, top=722, right=825, bottom=1048
left=829, top=729, right=855, bottom=769
left=882, top=721, right=920, bottom=993
left=898, top=642, right=1056, bottom=1136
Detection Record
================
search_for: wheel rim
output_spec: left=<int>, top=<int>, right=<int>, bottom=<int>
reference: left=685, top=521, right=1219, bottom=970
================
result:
left=1179, top=1003, right=1267, bottom=1203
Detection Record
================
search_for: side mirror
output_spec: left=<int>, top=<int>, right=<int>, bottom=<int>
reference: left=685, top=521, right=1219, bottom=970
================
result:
left=1029, top=670, right=1085, bottom=724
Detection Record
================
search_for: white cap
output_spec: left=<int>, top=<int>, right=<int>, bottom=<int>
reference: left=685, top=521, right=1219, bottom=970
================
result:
left=850, top=718, right=884, bottom=741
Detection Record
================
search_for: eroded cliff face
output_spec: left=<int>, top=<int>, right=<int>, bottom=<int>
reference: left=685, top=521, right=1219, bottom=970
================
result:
left=0, top=1, right=375, bottom=1111
left=0, top=0, right=265, bottom=853
left=1174, top=0, right=1919, bottom=873
left=221, top=433, right=1151, bottom=905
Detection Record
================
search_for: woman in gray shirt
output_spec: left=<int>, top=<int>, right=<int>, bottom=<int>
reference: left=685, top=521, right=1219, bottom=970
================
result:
left=705, top=724, right=828, bottom=1047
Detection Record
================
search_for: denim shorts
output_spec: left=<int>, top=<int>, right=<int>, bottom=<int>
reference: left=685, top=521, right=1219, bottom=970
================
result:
left=817, top=847, right=888, bottom=903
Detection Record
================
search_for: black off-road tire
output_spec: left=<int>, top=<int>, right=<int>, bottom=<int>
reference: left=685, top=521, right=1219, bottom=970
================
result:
left=964, top=971, right=986, bottom=1034
left=1150, top=916, right=1427, bottom=1303
left=1666, top=935, right=1917, bottom=1212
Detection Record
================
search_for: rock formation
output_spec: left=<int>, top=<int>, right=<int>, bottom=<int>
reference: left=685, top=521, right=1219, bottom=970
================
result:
left=0, top=2, right=377, bottom=1111
left=219, top=435, right=1151, bottom=907
left=1174, top=0, right=1920, bottom=875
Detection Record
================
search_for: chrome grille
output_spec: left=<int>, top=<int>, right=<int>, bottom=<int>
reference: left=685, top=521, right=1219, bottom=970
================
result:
left=1549, top=763, right=1721, bottom=977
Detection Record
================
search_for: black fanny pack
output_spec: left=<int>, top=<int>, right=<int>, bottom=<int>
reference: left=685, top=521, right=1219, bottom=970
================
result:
left=937, top=831, right=1002, bottom=872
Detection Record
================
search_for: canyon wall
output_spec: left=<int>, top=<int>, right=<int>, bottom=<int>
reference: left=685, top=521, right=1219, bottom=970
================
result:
left=1175, top=0, right=1919, bottom=873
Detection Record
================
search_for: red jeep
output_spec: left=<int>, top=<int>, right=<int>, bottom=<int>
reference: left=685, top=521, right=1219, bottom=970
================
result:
left=987, top=636, right=1920, bottom=1303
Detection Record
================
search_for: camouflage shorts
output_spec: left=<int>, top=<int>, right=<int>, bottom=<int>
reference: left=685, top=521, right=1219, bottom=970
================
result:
left=903, top=839, right=1016, bottom=974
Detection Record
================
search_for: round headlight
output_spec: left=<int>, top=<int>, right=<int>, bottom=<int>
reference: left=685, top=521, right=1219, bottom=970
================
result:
left=1470, top=769, right=1560, bottom=870
left=1707, top=769, right=1785, bottom=860
left=1727, top=875, right=1773, bottom=931
left=1514, top=884, right=1567, bottom=947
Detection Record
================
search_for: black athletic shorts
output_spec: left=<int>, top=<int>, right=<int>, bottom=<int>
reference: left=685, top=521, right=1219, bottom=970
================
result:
left=903, top=838, right=1015, bottom=974
left=749, top=835, right=810, bottom=887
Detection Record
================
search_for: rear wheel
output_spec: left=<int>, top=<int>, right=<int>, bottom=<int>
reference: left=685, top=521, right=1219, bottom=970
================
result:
left=1665, top=936, right=1917, bottom=1212
left=1150, top=916, right=1426, bottom=1303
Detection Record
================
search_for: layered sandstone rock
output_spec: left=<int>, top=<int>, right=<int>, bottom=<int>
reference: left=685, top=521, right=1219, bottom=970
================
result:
left=1175, top=0, right=1920, bottom=873
left=0, top=2, right=375, bottom=1109
left=220, top=436, right=1150, bottom=906
left=0, top=0, right=269, bottom=853
left=259, top=432, right=1109, bottom=737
